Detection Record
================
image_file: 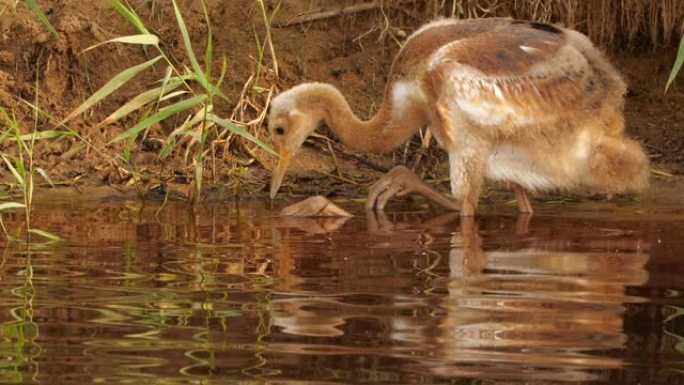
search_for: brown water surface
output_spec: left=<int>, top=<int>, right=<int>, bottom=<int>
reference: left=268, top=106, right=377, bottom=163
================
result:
left=1, top=199, right=684, bottom=384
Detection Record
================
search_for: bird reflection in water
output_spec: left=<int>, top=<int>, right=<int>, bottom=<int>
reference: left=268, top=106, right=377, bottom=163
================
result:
left=271, top=210, right=649, bottom=383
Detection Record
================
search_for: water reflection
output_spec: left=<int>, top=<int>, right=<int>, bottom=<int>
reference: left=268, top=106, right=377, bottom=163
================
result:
left=437, top=218, right=645, bottom=382
left=0, top=200, right=679, bottom=384
left=273, top=212, right=650, bottom=383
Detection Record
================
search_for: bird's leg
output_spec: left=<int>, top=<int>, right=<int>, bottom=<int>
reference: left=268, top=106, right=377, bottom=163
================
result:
left=514, top=212, right=532, bottom=236
left=448, top=148, right=487, bottom=217
left=365, top=165, right=460, bottom=211
left=448, top=216, right=486, bottom=281
left=431, top=100, right=487, bottom=217
left=513, top=183, right=534, bottom=214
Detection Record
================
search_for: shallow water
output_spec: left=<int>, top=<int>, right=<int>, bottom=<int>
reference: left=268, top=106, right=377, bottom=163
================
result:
left=1, top=198, right=683, bottom=384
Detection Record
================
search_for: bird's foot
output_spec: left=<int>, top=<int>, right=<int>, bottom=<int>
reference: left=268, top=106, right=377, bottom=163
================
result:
left=366, top=165, right=460, bottom=211
left=366, top=166, right=424, bottom=211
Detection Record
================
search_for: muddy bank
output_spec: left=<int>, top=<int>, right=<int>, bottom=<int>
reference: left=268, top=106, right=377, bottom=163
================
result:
left=0, top=0, right=682, bottom=202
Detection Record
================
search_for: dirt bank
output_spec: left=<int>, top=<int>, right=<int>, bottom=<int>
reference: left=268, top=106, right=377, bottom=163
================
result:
left=0, top=0, right=682, bottom=203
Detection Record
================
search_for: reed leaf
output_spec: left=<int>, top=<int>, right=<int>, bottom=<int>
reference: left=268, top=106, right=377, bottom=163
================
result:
left=110, top=0, right=149, bottom=34
left=208, top=114, right=277, bottom=155
left=35, top=167, right=56, bottom=188
left=154, top=66, right=174, bottom=112
left=1, top=155, right=23, bottom=185
left=98, top=79, right=183, bottom=127
left=5, top=130, right=71, bottom=141
left=60, top=55, right=163, bottom=125
left=169, top=104, right=213, bottom=137
left=111, top=94, right=207, bottom=142
left=82, top=34, right=159, bottom=54
left=171, top=0, right=208, bottom=90
left=159, top=110, right=207, bottom=160
left=28, top=228, right=63, bottom=241
left=666, top=35, right=684, bottom=92
left=201, top=1, right=213, bottom=79
left=159, top=138, right=176, bottom=160
left=159, top=90, right=189, bottom=102
left=194, top=160, right=203, bottom=195
left=0, top=202, right=25, bottom=211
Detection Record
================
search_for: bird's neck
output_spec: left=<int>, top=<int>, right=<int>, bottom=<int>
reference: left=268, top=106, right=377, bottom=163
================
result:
left=318, top=84, right=428, bottom=154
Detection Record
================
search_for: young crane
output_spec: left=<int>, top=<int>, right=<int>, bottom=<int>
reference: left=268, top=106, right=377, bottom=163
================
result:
left=267, top=18, right=649, bottom=216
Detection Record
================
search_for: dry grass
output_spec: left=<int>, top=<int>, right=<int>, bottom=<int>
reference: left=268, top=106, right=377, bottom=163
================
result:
left=410, top=0, right=684, bottom=49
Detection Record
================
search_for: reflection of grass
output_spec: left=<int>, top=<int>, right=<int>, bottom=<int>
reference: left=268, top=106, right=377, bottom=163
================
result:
left=0, top=249, right=43, bottom=383
left=665, top=305, right=684, bottom=355
left=664, top=305, right=684, bottom=375
left=241, top=291, right=275, bottom=378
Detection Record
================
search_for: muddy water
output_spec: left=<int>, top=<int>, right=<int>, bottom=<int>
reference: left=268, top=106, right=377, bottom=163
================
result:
left=1, top=198, right=683, bottom=384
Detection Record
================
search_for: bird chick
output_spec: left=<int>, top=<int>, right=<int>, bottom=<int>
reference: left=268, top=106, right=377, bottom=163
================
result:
left=268, top=18, right=649, bottom=215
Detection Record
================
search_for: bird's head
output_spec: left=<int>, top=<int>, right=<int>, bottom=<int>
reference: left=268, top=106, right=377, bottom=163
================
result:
left=268, top=84, right=327, bottom=199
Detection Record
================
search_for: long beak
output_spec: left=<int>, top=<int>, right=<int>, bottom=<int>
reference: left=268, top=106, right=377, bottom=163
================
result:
left=270, top=151, right=292, bottom=199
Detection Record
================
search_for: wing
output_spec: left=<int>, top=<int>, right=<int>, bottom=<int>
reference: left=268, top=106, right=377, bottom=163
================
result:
left=426, top=21, right=609, bottom=128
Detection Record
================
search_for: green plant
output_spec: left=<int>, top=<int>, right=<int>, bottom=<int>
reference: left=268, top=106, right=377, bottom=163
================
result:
left=0, top=58, right=69, bottom=243
left=62, top=0, right=276, bottom=205
left=253, top=0, right=281, bottom=89
left=666, top=34, right=684, bottom=92
left=0, top=106, right=65, bottom=242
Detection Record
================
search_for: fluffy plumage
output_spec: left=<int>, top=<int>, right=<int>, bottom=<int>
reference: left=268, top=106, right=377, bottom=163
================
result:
left=268, top=17, right=649, bottom=215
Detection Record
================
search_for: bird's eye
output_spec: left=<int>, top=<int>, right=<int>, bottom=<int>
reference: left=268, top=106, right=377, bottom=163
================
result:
left=275, top=127, right=285, bottom=135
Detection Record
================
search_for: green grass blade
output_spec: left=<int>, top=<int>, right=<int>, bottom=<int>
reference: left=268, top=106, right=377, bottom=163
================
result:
left=35, top=167, right=56, bottom=188
left=171, top=0, right=209, bottom=90
left=194, top=159, right=203, bottom=195
left=154, top=66, right=174, bottom=112
left=110, top=94, right=207, bottom=143
left=110, top=0, right=149, bottom=34
left=168, top=104, right=212, bottom=139
left=201, top=0, right=213, bottom=79
left=28, top=228, right=63, bottom=242
left=208, top=113, right=277, bottom=155
left=159, top=90, right=189, bottom=102
left=25, top=0, right=59, bottom=39
left=666, top=35, right=684, bottom=92
left=99, top=79, right=183, bottom=126
left=159, top=138, right=176, bottom=160
left=0, top=202, right=26, bottom=211
left=59, top=55, right=163, bottom=125
left=6, top=130, right=71, bottom=141
left=257, top=0, right=280, bottom=77
left=1, top=155, right=24, bottom=185
left=82, top=34, right=159, bottom=54
left=216, top=55, right=228, bottom=89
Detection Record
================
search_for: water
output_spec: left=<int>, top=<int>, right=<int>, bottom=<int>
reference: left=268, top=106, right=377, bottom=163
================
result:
left=1, top=197, right=683, bottom=384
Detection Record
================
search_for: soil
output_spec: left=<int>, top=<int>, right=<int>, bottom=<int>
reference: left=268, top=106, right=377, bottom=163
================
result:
left=0, top=0, right=683, bottom=204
